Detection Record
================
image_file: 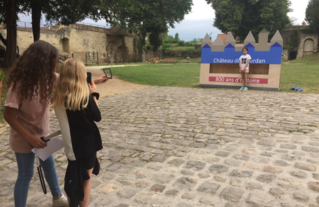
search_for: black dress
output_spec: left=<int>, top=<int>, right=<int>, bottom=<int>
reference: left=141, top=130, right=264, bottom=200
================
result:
left=54, top=94, right=103, bottom=207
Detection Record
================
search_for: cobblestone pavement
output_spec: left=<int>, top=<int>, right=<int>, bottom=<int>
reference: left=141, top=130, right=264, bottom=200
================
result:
left=1, top=87, right=319, bottom=207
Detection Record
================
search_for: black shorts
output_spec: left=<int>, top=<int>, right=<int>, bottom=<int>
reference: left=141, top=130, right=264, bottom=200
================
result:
left=80, top=153, right=97, bottom=170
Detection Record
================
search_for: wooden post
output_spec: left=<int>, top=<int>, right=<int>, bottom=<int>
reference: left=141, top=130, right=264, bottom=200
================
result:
left=97, top=52, right=99, bottom=65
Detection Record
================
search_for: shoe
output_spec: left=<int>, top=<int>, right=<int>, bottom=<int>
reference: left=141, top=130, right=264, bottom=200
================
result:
left=239, top=87, right=244, bottom=90
left=294, top=87, right=299, bottom=91
left=291, top=86, right=296, bottom=90
left=298, top=87, right=303, bottom=92
left=243, top=87, right=248, bottom=91
left=53, top=194, right=68, bottom=207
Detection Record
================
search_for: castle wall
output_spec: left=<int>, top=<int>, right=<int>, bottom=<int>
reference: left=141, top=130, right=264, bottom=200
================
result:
left=69, top=28, right=107, bottom=53
left=0, top=24, right=137, bottom=63
left=281, top=26, right=318, bottom=59
left=0, top=29, right=61, bottom=54
left=296, top=33, right=317, bottom=59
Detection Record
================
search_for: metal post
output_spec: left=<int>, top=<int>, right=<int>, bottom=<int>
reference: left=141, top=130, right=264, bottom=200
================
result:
left=97, top=52, right=99, bottom=65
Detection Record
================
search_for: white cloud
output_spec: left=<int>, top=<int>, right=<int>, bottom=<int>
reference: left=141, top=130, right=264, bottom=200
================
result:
left=169, top=0, right=308, bottom=40
left=289, top=0, right=308, bottom=24
left=184, top=0, right=215, bottom=20
left=168, top=19, right=221, bottom=41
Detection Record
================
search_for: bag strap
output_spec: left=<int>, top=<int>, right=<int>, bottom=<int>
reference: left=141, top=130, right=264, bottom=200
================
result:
left=35, top=149, right=47, bottom=194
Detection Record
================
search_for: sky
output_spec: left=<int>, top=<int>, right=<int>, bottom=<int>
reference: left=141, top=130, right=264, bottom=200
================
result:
left=167, top=0, right=308, bottom=41
left=18, top=0, right=308, bottom=41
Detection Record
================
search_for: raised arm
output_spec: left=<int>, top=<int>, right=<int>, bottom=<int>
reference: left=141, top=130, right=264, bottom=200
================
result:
left=93, top=75, right=108, bottom=85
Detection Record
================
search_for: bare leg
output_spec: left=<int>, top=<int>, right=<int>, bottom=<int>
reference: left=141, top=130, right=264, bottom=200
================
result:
left=241, top=72, right=245, bottom=87
left=80, top=168, right=94, bottom=207
left=244, top=72, right=248, bottom=87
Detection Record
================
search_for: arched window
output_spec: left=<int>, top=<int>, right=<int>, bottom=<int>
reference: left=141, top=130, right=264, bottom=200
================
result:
left=304, top=39, right=314, bottom=52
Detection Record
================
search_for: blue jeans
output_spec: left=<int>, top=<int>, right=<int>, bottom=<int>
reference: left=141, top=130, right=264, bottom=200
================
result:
left=14, top=152, right=61, bottom=207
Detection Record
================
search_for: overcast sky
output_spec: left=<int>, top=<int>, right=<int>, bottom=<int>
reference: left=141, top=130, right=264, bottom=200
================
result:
left=167, top=0, right=308, bottom=41
left=18, top=0, right=308, bottom=41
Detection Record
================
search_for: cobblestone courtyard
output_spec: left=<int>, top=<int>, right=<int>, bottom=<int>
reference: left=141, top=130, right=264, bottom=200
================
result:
left=1, top=87, right=319, bottom=207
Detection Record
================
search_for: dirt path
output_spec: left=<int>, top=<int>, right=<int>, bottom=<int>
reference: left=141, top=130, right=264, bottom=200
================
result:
left=86, top=65, right=149, bottom=98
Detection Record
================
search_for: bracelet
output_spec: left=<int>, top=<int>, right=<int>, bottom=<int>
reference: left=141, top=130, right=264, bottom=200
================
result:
left=91, top=92, right=99, bottom=100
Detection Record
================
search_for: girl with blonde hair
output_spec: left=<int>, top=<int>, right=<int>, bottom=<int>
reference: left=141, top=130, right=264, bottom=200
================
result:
left=52, top=58, right=103, bottom=207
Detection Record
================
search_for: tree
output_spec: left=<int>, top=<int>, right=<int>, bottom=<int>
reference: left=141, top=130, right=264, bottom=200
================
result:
left=174, top=33, right=179, bottom=41
left=306, top=0, right=319, bottom=32
left=1, top=0, right=191, bottom=66
left=2, top=0, right=17, bottom=67
left=0, top=0, right=102, bottom=67
left=102, top=0, right=192, bottom=59
left=22, top=0, right=101, bottom=42
left=306, top=0, right=319, bottom=49
left=206, top=0, right=291, bottom=41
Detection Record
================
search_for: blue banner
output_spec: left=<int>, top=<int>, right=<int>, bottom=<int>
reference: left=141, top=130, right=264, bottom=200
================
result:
left=201, top=43, right=282, bottom=64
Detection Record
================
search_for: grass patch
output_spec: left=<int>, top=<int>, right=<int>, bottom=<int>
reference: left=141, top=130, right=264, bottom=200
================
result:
left=291, top=52, right=319, bottom=63
left=111, top=63, right=200, bottom=87
left=281, top=62, right=319, bottom=93
left=110, top=60, right=319, bottom=94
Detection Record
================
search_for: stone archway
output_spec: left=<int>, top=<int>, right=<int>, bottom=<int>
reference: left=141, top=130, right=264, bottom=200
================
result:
left=62, top=38, right=70, bottom=53
left=303, top=39, right=314, bottom=56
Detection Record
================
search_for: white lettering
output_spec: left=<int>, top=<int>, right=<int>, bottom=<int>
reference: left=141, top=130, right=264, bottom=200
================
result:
left=250, top=59, right=266, bottom=64
left=213, top=58, right=235, bottom=63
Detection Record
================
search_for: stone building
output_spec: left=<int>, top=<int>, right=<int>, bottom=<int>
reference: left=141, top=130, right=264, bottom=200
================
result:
left=0, top=23, right=139, bottom=63
left=281, top=22, right=318, bottom=60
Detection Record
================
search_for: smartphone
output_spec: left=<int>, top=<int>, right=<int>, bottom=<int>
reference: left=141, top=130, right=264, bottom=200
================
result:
left=102, top=68, right=112, bottom=79
left=87, top=72, right=92, bottom=84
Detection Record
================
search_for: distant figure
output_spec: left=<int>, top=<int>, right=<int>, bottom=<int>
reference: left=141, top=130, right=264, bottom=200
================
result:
left=239, top=47, right=251, bottom=91
left=187, top=57, right=190, bottom=63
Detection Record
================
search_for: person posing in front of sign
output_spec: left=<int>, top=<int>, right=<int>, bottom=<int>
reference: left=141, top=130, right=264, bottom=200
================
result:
left=239, top=47, right=251, bottom=90
left=52, top=58, right=103, bottom=207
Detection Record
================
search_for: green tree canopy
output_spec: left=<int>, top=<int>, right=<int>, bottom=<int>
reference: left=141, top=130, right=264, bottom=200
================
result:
left=100, top=0, right=192, bottom=57
left=306, top=0, right=319, bottom=32
left=1, top=0, right=192, bottom=66
left=175, top=33, right=180, bottom=41
left=206, top=0, right=291, bottom=41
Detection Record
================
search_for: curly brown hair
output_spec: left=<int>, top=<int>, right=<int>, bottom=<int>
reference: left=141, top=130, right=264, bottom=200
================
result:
left=7, top=40, right=58, bottom=102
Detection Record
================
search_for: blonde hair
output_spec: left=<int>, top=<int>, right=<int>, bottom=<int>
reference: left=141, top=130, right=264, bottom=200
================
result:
left=51, top=58, right=89, bottom=111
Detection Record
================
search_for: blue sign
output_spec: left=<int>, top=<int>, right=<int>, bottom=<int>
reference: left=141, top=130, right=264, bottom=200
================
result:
left=201, top=43, right=282, bottom=64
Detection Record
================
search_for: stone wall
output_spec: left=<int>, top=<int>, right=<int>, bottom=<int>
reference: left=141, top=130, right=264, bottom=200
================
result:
left=0, top=29, right=61, bottom=54
left=282, top=26, right=318, bottom=59
left=0, top=24, right=138, bottom=63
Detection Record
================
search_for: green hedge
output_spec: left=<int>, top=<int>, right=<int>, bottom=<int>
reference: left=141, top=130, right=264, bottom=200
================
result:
left=163, top=46, right=201, bottom=58
left=0, top=69, right=4, bottom=81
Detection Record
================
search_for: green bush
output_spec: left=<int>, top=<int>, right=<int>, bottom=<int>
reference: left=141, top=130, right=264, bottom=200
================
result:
left=0, top=69, right=4, bottom=81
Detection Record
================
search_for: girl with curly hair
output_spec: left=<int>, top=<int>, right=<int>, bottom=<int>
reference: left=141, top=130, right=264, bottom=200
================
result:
left=4, top=40, right=106, bottom=207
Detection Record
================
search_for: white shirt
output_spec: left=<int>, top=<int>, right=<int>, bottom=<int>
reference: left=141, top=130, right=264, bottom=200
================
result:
left=239, top=54, right=251, bottom=69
